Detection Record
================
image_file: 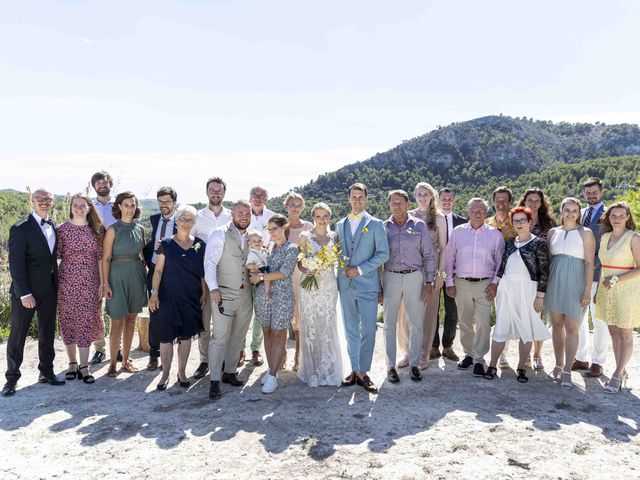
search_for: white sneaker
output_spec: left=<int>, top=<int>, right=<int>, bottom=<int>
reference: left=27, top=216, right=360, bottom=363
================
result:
left=498, top=354, right=510, bottom=369
left=262, top=374, right=278, bottom=394
left=260, top=372, right=277, bottom=385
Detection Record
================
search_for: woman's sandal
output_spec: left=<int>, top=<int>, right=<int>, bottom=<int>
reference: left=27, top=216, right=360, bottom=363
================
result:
left=78, top=365, right=95, bottom=384
left=533, top=356, right=544, bottom=371
left=550, top=365, right=563, bottom=381
left=65, top=362, right=79, bottom=380
left=483, top=366, right=497, bottom=380
left=561, top=370, right=573, bottom=389
left=603, top=377, right=622, bottom=394
left=106, top=364, right=119, bottom=377
left=120, top=361, right=139, bottom=374
left=516, top=368, right=528, bottom=383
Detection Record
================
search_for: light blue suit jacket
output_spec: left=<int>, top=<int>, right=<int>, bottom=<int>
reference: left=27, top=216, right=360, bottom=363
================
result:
left=336, top=212, right=390, bottom=293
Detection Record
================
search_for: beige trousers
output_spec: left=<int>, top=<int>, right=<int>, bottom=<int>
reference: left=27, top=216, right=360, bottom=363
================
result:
left=454, top=277, right=493, bottom=364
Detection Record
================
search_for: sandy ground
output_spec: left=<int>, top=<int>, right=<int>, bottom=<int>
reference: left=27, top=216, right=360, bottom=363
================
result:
left=1, top=325, right=639, bottom=480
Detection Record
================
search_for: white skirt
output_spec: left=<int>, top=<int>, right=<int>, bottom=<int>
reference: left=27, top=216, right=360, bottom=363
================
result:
left=494, top=255, right=551, bottom=343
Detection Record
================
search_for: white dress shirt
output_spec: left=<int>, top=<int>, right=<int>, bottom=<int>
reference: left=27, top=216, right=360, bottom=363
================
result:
left=32, top=212, right=55, bottom=254
left=192, top=205, right=232, bottom=241
left=204, top=227, right=247, bottom=291
left=92, top=198, right=117, bottom=228
left=249, top=206, right=275, bottom=243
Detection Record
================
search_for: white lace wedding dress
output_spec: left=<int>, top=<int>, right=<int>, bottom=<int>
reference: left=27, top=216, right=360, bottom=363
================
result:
left=297, top=237, right=345, bottom=387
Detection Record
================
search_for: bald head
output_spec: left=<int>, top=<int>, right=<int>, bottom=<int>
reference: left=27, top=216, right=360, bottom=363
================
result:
left=31, top=188, right=54, bottom=218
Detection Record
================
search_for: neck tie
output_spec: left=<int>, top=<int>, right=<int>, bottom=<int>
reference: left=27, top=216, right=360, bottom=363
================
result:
left=155, top=218, right=170, bottom=254
left=583, top=207, right=594, bottom=227
left=444, top=214, right=449, bottom=243
left=41, top=218, right=54, bottom=226
left=348, top=212, right=362, bottom=220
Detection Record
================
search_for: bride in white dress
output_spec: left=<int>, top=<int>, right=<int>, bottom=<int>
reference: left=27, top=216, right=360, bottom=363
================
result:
left=297, top=203, right=346, bottom=387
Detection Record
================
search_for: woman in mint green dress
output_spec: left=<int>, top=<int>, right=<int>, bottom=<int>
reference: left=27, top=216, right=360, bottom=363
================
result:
left=103, top=192, right=147, bottom=377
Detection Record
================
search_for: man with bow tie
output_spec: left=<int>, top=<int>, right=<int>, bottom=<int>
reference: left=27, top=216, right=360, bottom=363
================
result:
left=336, top=183, right=389, bottom=393
left=3, top=188, right=65, bottom=397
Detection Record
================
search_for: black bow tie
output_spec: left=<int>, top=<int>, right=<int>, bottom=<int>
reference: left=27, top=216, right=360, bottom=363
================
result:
left=41, top=218, right=54, bottom=227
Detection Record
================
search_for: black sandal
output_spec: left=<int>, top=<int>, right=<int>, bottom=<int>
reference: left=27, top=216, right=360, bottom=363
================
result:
left=78, top=365, right=95, bottom=384
left=516, top=368, right=528, bottom=383
left=65, top=362, right=79, bottom=380
left=483, top=366, right=497, bottom=380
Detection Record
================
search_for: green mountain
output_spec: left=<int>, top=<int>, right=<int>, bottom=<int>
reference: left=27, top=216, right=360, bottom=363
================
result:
left=271, top=116, right=640, bottom=219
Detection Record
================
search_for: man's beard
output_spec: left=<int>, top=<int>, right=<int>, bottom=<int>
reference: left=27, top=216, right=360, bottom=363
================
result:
left=209, top=198, right=222, bottom=207
left=234, top=220, right=249, bottom=231
left=96, top=187, right=111, bottom=197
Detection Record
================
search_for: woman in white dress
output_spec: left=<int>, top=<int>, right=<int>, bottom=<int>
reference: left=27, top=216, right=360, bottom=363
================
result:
left=484, top=207, right=551, bottom=383
left=297, top=202, right=344, bottom=387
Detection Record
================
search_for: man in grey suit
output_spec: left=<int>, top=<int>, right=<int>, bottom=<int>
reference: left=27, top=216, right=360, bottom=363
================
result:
left=204, top=200, right=254, bottom=400
left=574, top=177, right=609, bottom=377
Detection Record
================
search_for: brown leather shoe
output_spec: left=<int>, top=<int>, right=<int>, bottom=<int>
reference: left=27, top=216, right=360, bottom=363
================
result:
left=251, top=350, right=264, bottom=366
left=237, top=351, right=246, bottom=367
left=221, top=372, right=244, bottom=386
left=571, top=360, right=589, bottom=371
left=341, top=371, right=359, bottom=386
left=146, top=357, right=159, bottom=371
left=361, top=375, right=378, bottom=393
left=429, top=347, right=441, bottom=360
left=584, top=363, right=603, bottom=377
left=441, top=347, right=460, bottom=362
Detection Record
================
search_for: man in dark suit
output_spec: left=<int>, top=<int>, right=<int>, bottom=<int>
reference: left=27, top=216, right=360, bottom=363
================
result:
left=3, top=188, right=65, bottom=397
left=431, top=188, right=467, bottom=362
left=574, top=177, right=609, bottom=377
left=142, top=187, right=178, bottom=370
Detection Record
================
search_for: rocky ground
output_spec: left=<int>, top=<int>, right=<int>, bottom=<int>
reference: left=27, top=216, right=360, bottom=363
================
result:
left=1, top=326, right=639, bottom=480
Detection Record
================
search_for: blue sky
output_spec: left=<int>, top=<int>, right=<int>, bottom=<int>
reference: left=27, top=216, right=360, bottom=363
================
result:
left=1, top=0, right=639, bottom=202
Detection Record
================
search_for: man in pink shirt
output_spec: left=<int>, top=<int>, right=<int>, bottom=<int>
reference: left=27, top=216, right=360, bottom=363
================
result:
left=445, top=198, right=504, bottom=377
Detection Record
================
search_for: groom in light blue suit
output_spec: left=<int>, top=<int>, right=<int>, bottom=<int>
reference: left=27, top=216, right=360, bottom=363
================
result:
left=336, top=183, right=389, bottom=393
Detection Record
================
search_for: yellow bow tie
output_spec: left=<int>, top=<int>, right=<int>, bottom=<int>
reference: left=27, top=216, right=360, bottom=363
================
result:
left=348, top=213, right=362, bottom=220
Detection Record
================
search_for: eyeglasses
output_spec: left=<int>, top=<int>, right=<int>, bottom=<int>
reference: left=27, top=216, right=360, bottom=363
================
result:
left=512, top=218, right=529, bottom=224
left=207, top=189, right=225, bottom=195
left=158, top=200, right=174, bottom=206
left=267, top=226, right=281, bottom=233
left=34, top=196, right=53, bottom=203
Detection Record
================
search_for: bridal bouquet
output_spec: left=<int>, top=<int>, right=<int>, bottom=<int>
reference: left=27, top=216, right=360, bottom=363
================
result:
left=297, top=233, right=341, bottom=291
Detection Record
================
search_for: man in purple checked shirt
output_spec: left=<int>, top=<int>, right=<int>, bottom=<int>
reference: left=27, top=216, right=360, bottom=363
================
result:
left=445, top=197, right=504, bottom=378
left=381, top=190, right=435, bottom=384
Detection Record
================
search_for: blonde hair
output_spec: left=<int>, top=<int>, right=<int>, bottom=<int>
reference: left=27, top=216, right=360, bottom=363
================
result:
left=283, top=191, right=305, bottom=208
left=247, top=229, right=264, bottom=242
left=311, top=202, right=332, bottom=217
left=414, top=182, right=439, bottom=229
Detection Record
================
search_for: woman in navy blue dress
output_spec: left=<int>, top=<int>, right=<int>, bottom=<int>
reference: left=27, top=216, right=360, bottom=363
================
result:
left=149, top=205, right=207, bottom=391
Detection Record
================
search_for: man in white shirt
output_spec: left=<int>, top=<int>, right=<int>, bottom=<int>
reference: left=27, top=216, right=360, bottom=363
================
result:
left=204, top=200, right=253, bottom=400
left=88, top=171, right=119, bottom=365
left=192, top=177, right=232, bottom=242
left=574, top=177, right=609, bottom=377
left=193, top=177, right=232, bottom=379
left=3, top=188, right=65, bottom=396
left=242, top=185, right=275, bottom=367
left=432, top=188, right=467, bottom=362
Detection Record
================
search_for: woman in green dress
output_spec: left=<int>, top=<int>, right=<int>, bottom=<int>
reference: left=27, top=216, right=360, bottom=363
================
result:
left=103, top=192, right=147, bottom=377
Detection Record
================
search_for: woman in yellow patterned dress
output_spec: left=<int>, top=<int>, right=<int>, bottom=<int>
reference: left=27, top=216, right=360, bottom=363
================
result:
left=595, top=202, right=640, bottom=394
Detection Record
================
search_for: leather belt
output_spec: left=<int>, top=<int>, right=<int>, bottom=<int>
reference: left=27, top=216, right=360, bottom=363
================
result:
left=388, top=269, right=419, bottom=274
left=459, top=277, right=490, bottom=282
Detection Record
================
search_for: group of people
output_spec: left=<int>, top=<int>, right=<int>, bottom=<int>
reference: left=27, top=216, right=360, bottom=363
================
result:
left=2, top=172, right=639, bottom=400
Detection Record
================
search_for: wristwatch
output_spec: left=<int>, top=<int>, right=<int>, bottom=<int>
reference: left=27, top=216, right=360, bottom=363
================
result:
left=259, top=273, right=265, bottom=282
left=150, top=289, right=158, bottom=295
